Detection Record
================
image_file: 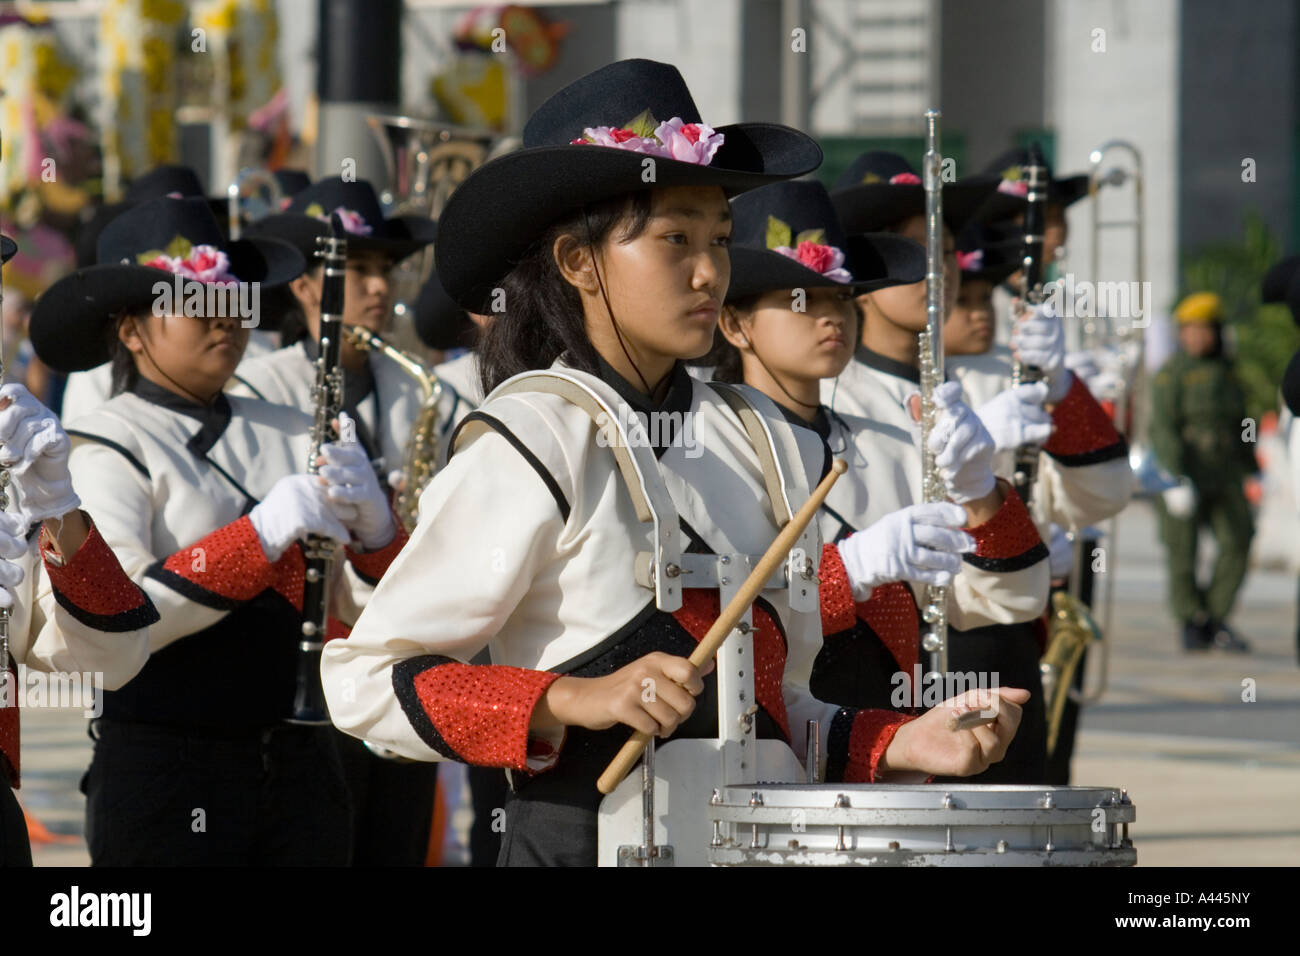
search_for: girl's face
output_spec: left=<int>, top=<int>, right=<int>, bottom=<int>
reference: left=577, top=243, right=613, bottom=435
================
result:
left=121, top=308, right=249, bottom=400
left=569, top=185, right=731, bottom=370
left=855, top=214, right=957, bottom=333
left=945, top=276, right=996, bottom=356
left=729, top=286, right=857, bottom=382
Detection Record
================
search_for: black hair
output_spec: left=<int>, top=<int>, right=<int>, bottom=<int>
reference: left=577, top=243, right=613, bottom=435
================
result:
left=704, top=295, right=761, bottom=384
left=107, top=312, right=140, bottom=396
left=478, top=192, right=655, bottom=395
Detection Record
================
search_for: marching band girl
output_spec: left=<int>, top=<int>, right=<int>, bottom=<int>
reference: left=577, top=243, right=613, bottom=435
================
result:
left=710, top=180, right=1049, bottom=713
left=322, top=59, right=1031, bottom=867
left=231, top=178, right=442, bottom=866
left=29, top=197, right=409, bottom=865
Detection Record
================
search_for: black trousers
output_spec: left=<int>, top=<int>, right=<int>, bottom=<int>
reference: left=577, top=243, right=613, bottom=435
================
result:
left=82, top=718, right=351, bottom=866
left=1, top=783, right=32, bottom=867
left=933, top=621, right=1049, bottom=785
left=334, top=729, right=437, bottom=866
left=468, top=766, right=508, bottom=867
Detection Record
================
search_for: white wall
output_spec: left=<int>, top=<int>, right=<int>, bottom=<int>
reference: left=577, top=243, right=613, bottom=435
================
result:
left=1049, top=0, right=1180, bottom=312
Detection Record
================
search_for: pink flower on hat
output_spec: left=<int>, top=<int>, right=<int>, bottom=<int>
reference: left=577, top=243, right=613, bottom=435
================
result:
left=653, top=117, right=724, bottom=166
left=889, top=172, right=922, bottom=185
left=332, top=207, right=373, bottom=236
left=571, top=110, right=724, bottom=166
left=772, top=241, right=853, bottom=283
left=141, top=243, right=238, bottom=284
left=998, top=178, right=1028, bottom=197
left=956, top=249, right=984, bottom=271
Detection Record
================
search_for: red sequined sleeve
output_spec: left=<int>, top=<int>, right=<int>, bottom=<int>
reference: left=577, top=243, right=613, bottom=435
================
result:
left=144, top=515, right=280, bottom=609
left=40, top=516, right=159, bottom=632
left=391, top=655, right=564, bottom=771
left=962, top=483, right=1049, bottom=573
left=818, top=543, right=859, bottom=635
left=1043, top=374, right=1128, bottom=465
left=343, top=521, right=409, bottom=585
left=825, top=707, right=916, bottom=782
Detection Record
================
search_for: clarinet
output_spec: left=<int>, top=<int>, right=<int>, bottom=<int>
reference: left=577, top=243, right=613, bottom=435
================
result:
left=0, top=233, right=10, bottom=712
left=288, top=219, right=347, bottom=725
left=918, top=109, right=949, bottom=681
left=1010, top=143, right=1049, bottom=504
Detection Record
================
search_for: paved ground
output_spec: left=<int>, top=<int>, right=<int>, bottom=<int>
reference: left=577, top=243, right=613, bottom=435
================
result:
left=17, top=501, right=1299, bottom=867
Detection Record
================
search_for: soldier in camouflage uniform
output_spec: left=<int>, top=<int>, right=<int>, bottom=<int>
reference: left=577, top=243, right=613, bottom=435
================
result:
left=1151, top=292, right=1255, bottom=651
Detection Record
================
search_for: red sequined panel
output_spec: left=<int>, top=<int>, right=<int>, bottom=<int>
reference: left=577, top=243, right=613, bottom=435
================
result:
left=966, top=486, right=1043, bottom=560
left=843, top=709, right=916, bottom=783
left=344, top=517, right=409, bottom=583
left=672, top=588, right=790, bottom=741
left=1043, top=375, right=1123, bottom=457
left=411, top=663, right=561, bottom=769
left=0, top=671, right=18, bottom=787
left=856, top=581, right=919, bottom=675
left=40, top=519, right=152, bottom=617
left=160, top=515, right=276, bottom=602
left=818, top=543, right=858, bottom=635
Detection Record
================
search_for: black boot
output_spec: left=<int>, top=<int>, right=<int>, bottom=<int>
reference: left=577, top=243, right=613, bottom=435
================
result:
left=1182, top=614, right=1211, bottom=651
left=1207, top=618, right=1250, bottom=653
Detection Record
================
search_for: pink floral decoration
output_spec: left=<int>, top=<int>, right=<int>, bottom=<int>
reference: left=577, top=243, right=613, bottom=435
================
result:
left=956, top=249, right=984, bottom=271
left=332, top=207, right=373, bottom=236
left=571, top=115, right=725, bottom=166
left=771, top=241, right=853, bottom=283
left=889, top=172, right=922, bottom=185
left=142, top=245, right=238, bottom=284
left=998, top=178, right=1029, bottom=197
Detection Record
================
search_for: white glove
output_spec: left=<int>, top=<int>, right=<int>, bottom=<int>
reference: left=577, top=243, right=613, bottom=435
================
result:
left=1011, top=300, right=1071, bottom=403
left=0, top=512, right=28, bottom=610
left=248, top=474, right=351, bottom=562
left=974, top=382, right=1053, bottom=453
left=1047, top=523, right=1074, bottom=579
left=0, top=384, right=81, bottom=523
left=928, top=381, right=998, bottom=504
left=1162, top=479, right=1197, bottom=519
left=836, top=502, right=975, bottom=601
left=317, top=411, right=395, bottom=551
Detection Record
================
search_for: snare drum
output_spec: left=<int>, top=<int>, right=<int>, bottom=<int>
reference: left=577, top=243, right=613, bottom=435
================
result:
left=707, top=784, right=1135, bottom=866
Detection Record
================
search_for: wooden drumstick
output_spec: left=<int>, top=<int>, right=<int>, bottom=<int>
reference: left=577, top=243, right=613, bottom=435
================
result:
left=945, top=695, right=1001, bottom=732
left=596, top=459, right=848, bottom=795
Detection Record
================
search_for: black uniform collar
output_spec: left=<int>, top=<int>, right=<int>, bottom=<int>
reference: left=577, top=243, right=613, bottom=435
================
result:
left=773, top=400, right=832, bottom=442
left=854, top=344, right=920, bottom=385
left=591, top=354, right=694, bottom=457
left=130, top=376, right=231, bottom=455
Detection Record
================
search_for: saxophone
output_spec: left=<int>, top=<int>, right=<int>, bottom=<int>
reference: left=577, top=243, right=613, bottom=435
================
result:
left=343, top=325, right=444, bottom=531
left=1041, top=589, right=1101, bottom=756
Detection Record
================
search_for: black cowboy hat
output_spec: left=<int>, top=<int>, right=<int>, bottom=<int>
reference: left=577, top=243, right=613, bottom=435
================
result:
left=74, top=164, right=230, bottom=268
left=272, top=168, right=312, bottom=198
left=435, top=59, right=824, bottom=313
left=0, top=235, right=15, bottom=264
left=1263, top=255, right=1300, bottom=324
left=413, top=270, right=476, bottom=350
left=977, top=146, right=1090, bottom=222
left=725, top=179, right=924, bottom=302
left=830, top=151, right=1004, bottom=237
left=956, top=221, right=1022, bottom=287
left=244, top=177, right=436, bottom=263
left=32, top=197, right=304, bottom=373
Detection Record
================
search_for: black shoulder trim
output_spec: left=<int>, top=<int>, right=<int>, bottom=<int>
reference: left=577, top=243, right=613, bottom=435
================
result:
left=392, top=654, right=467, bottom=762
left=677, top=517, right=713, bottom=555
left=65, top=431, right=151, bottom=480
left=48, top=587, right=160, bottom=633
left=823, top=707, right=857, bottom=783
left=450, top=411, right=570, bottom=522
left=963, top=541, right=1050, bottom=573
left=144, top=561, right=247, bottom=612
left=1045, top=438, right=1129, bottom=468
left=819, top=502, right=858, bottom=541
left=551, top=601, right=660, bottom=675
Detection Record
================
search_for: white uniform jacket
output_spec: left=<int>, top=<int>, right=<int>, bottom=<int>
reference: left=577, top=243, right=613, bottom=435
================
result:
left=323, top=358, right=923, bottom=784
left=63, top=383, right=407, bottom=730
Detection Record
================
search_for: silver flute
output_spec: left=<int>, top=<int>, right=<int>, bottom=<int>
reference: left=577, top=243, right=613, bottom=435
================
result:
left=918, top=109, right=949, bottom=680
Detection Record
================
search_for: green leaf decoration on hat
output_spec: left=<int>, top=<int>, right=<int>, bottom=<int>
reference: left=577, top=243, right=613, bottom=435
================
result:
left=304, top=202, right=325, bottom=218
left=860, top=171, right=884, bottom=184
left=1000, top=165, right=1023, bottom=182
left=624, top=109, right=659, bottom=139
left=766, top=215, right=792, bottom=250
left=795, top=228, right=826, bottom=246
left=135, top=235, right=193, bottom=265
